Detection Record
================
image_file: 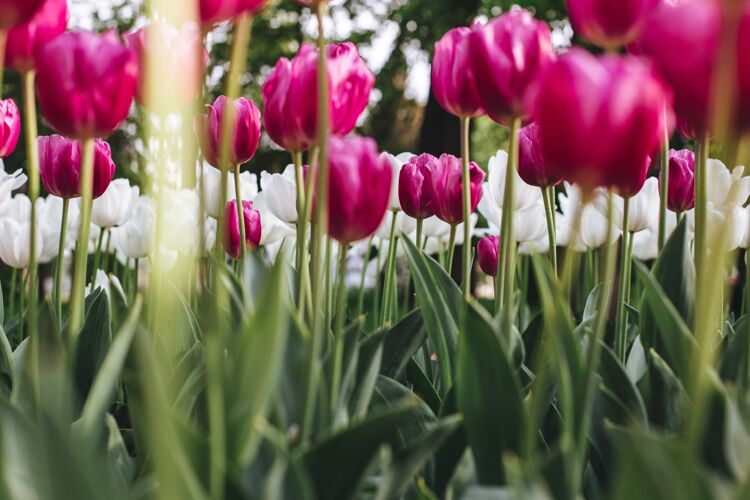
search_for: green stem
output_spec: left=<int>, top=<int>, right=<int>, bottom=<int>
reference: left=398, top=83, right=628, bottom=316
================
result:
left=0, top=30, right=6, bottom=98
left=233, top=166, right=246, bottom=265
left=745, top=249, right=750, bottom=389
left=102, top=229, right=112, bottom=272
left=614, top=196, right=631, bottom=361
left=460, top=116, right=472, bottom=301
left=496, top=117, right=522, bottom=315
left=92, top=229, right=105, bottom=278
left=356, top=236, right=374, bottom=318
left=542, top=186, right=557, bottom=275
left=293, top=150, right=309, bottom=311
left=18, top=272, right=25, bottom=342
left=694, top=134, right=710, bottom=317
left=8, top=268, right=17, bottom=321
left=330, top=244, right=349, bottom=418
left=324, top=237, right=333, bottom=335
left=134, top=259, right=140, bottom=299
left=415, top=218, right=423, bottom=253
left=54, top=198, right=70, bottom=326
left=446, top=224, right=457, bottom=275
left=658, top=120, right=670, bottom=251
left=373, top=238, right=385, bottom=323
left=380, top=211, right=399, bottom=328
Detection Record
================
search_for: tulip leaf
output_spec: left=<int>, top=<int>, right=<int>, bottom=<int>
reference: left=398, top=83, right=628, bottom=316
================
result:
left=74, top=288, right=113, bottom=406
left=598, top=342, right=647, bottom=424
left=457, top=301, right=525, bottom=485
left=380, top=308, right=425, bottom=379
left=0, top=325, right=12, bottom=400
left=643, top=349, right=688, bottom=432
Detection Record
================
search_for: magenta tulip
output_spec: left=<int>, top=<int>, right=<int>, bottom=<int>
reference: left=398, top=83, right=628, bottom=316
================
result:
left=567, top=0, right=659, bottom=49
left=195, top=95, right=261, bottom=169
left=324, top=135, right=392, bottom=244
left=262, top=42, right=375, bottom=152
left=423, top=153, right=484, bottom=225
left=0, top=0, right=45, bottom=29
left=199, top=0, right=271, bottom=28
left=738, top=4, right=750, bottom=131
left=518, top=122, right=562, bottom=188
left=432, top=26, right=484, bottom=118
left=35, top=31, right=138, bottom=139
left=38, top=135, right=115, bottom=199
left=4, top=0, right=67, bottom=73
left=125, top=21, right=207, bottom=110
left=223, top=199, right=261, bottom=260
left=477, top=235, right=500, bottom=277
left=0, top=99, right=21, bottom=158
left=535, top=49, right=672, bottom=196
left=469, top=10, right=555, bottom=124
left=399, top=154, right=436, bottom=220
left=661, top=149, right=695, bottom=212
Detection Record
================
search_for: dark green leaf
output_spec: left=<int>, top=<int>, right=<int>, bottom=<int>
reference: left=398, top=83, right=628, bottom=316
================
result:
left=380, top=308, right=425, bottom=379
left=74, top=288, right=113, bottom=405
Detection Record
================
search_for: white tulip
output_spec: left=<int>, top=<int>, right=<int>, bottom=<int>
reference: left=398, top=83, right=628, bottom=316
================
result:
left=85, top=269, right=126, bottom=303
left=706, top=202, right=747, bottom=252
left=252, top=191, right=296, bottom=246
left=112, top=196, right=156, bottom=259
left=422, top=215, right=453, bottom=239
left=513, top=201, right=548, bottom=244
left=0, top=166, right=27, bottom=211
left=594, top=178, right=660, bottom=233
left=260, top=165, right=298, bottom=224
left=382, top=152, right=415, bottom=211
left=706, top=160, right=750, bottom=208
left=376, top=211, right=417, bottom=239
left=204, top=217, right=216, bottom=254
left=161, top=188, right=201, bottom=254
left=202, top=164, right=258, bottom=219
left=92, top=179, right=140, bottom=228
left=487, top=149, right=541, bottom=212
left=0, top=195, right=43, bottom=269
left=38, top=196, right=81, bottom=264
left=559, top=183, right=620, bottom=250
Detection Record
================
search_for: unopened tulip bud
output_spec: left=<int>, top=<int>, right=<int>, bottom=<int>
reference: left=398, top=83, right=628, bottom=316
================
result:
left=0, top=99, right=21, bottom=158
left=195, top=95, right=261, bottom=170
left=661, top=149, right=695, bottom=212
left=223, top=199, right=261, bottom=260
left=38, top=135, right=116, bottom=199
left=477, top=235, right=500, bottom=277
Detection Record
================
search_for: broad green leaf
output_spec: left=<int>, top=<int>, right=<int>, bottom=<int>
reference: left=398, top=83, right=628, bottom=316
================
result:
left=371, top=375, right=437, bottom=448
left=433, top=386, right=466, bottom=497
left=380, top=308, right=425, bottom=379
left=74, top=288, right=113, bottom=405
left=406, top=359, right=441, bottom=414
left=350, top=329, right=385, bottom=420
left=0, top=325, right=12, bottom=399
left=643, top=349, right=688, bottom=432
left=598, top=343, right=647, bottom=424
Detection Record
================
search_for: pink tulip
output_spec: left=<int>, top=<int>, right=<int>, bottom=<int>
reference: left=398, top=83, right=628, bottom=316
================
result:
left=567, top=0, right=659, bottom=49
left=535, top=49, right=672, bottom=196
left=738, top=4, right=750, bottom=131
left=38, top=135, right=115, bottom=199
left=199, top=0, right=271, bottom=28
left=4, top=0, right=67, bottom=73
left=399, top=154, right=436, bottom=220
left=634, top=0, right=721, bottom=139
left=0, top=0, right=45, bottom=29
left=661, top=149, right=695, bottom=212
left=324, top=135, right=392, bottom=244
left=223, top=199, right=261, bottom=260
left=262, top=42, right=375, bottom=152
left=518, top=122, right=562, bottom=188
left=423, top=153, right=484, bottom=225
left=35, top=30, right=138, bottom=139
left=469, top=9, right=555, bottom=124
left=124, top=21, right=207, bottom=110
left=195, top=95, right=261, bottom=169
left=432, top=26, right=484, bottom=118
left=0, top=99, right=21, bottom=158
left=477, top=235, right=500, bottom=277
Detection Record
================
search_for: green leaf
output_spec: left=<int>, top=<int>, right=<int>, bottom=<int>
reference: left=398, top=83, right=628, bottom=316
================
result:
left=433, top=386, right=466, bottom=497
left=372, top=375, right=437, bottom=448
left=643, top=349, right=688, bottom=432
left=0, top=325, right=12, bottom=399
left=457, top=301, right=525, bottom=485
left=406, top=359, right=441, bottom=414
left=297, top=403, right=421, bottom=500
left=350, top=329, right=385, bottom=420
left=598, top=343, right=647, bottom=424
left=74, top=288, right=113, bottom=405
left=380, top=309, right=425, bottom=379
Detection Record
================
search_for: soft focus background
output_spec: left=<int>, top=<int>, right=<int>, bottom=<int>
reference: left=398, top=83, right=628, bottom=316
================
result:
left=2, top=0, right=572, bottom=184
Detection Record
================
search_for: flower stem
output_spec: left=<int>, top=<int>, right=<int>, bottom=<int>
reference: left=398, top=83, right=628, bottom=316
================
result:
left=542, top=185, right=557, bottom=275
left=415, top=218, right=423, bottom=252
left=694, top=134, right=710, bottom=314
left=658, top=120, right=670, bottom=250
left=330, top=244, right=348, bottom=419
left=614, top=196, right=631, bottom=361
left=8, top=268, right=17, bottom=320
left=357, top=236, right=374, bottom=318
left=460, top=116, right=472, bottom=301
left=233, top=166, right=246, bottom=265
left=54, top=198, right=70, bottom=326
left=446, top=224, right=457, bottom=275
left=497, top=117, right=521, bottom=330
left=0, top=30, right=6, bottom=98
left=92, top=229, right=105, bottom=277
left=380, top=211, right=399, bottom=328
left=293, top=150, right=310, bottom=313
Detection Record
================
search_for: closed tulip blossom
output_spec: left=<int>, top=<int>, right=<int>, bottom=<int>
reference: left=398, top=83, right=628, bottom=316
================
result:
left=4, top=0, right=67, bottom=73
left=432, top=26, right=484, bottom=118
left=399, top=154, right=436, bottom=220
left=223, top=199, right=261, bottom=260
left=0, top=0, right=45, bottom=29
left=38, top=135, right=115, bottom=199
left=470, top=9, right=556, bottom=124
left=199, top=0, right=271, bottom=28
left=195, top=96, right=261, bottom=169
left=35, top=30, right=138, bottom=139
left=567, top=0, right=658, bottom=50
left=535, top=50, right=672, bottom=196
left=0, top=99, right=21, bottom=158
left=661, top=149, right=695, bottom=212
left=518, top=122, right=562, bottom=188
left=262, top=42, right=375, bottom=152
left=112, top=196, right=154, bottom=260
left=92, top=178, right=139, bottom=229
left=423, top=153, right=484, bottom=226
left=477, top=235, right=500, bottom=277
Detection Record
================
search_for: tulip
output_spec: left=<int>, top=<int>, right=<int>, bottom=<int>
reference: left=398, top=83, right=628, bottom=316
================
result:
left=424, top=153, right=484, bottom=226
left=35, top=30, right=138, bottom=139
left=477, top=235, right=500, bottom=277
left=0, top=166, right=27, bottom=207
left=518, top=122, right=562, bottom=188
left=91, top=179, right=139, bottom=229
left=0, top=98, right=20, bottom=157
left=567, top=0, right=658, bottom=50
left=594, top=177, right=660, bottom=233
left=195, top=95, right=261, bottom=170
left=535, top=49, right=672, bottom=196
left=160, top=188, right=202, bottom=255
left=0, top=0, right=45, bottom=29
left=260, top=165, right=299, bottom=224
left=0, top=195, right=42, bottom=269
left=383, top=152, right=415, bottom=212
left=251, top=192, right=296, bottom=246
left=223, top=198, right=261, bottom=260
left=38, top=135, right=115, bottom=199
left=399, top=154, right=436, bottom=221
left=124, top=21, right=207, bottom=110
left=202, top=164, right=258, bottom=219
left=432, top=26, right=484, bottom=118
left=262, top=42, right=375, bottom=152
left=199, top=0, right=271, bottom=28
left=4, top=0, right=67, bottom=73
left=469, top=9, right=555, bottom=124
left=661, top=149, right=695, bottom=212
left=738, top=4, right=750, bottom=131
left=486, top=149, right=542, bottom=212
left=325, top=135, right=393, bottom=244
left=38, top=195, right=80, bottom=263
left=375, top=211, right=417, bottom=240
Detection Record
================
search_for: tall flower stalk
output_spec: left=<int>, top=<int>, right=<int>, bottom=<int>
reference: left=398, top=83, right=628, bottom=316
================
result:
left=496, top=117, right=521, bottom=320
left=53, top=197, right=70, bottom=324
left=460, top=117, right=472, bottom=300
left=69, top=139, right=95, bottom=336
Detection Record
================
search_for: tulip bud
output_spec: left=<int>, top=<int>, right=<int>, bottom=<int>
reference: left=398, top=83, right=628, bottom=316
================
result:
left=0, top=99, right=21, bottom=158
left=399, top=154, right=436, bottom=220
left=566, top=0, right=658, bottom=50
left=535, top=50, right=672, bottom=196
left=223, top=199, right=261, bottom=260
left=661, top=149, right=695, bottom=212
left=470, top=9, right=555, bottom=124
left=38, top=135, right=116, bottom=199
left=477, top=235, right=500, bottom=277
left=325, top=135, right=393, bottom=244
left=423, top=153, right=484, bottom=226
left=0, top=0, right=45, bottom=29
left=199, top=0, right=271, bottom=28
left=262, top=42, right=374, bottom=152
left=195, top=96, right=261, bottom=170
left=432, top=26, right=484, bottom=118
left=4, top=0, right=68, bottom=73
left=35, top=31, right=138, bottom=139
left=518, top=122, right=562, bottom=188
